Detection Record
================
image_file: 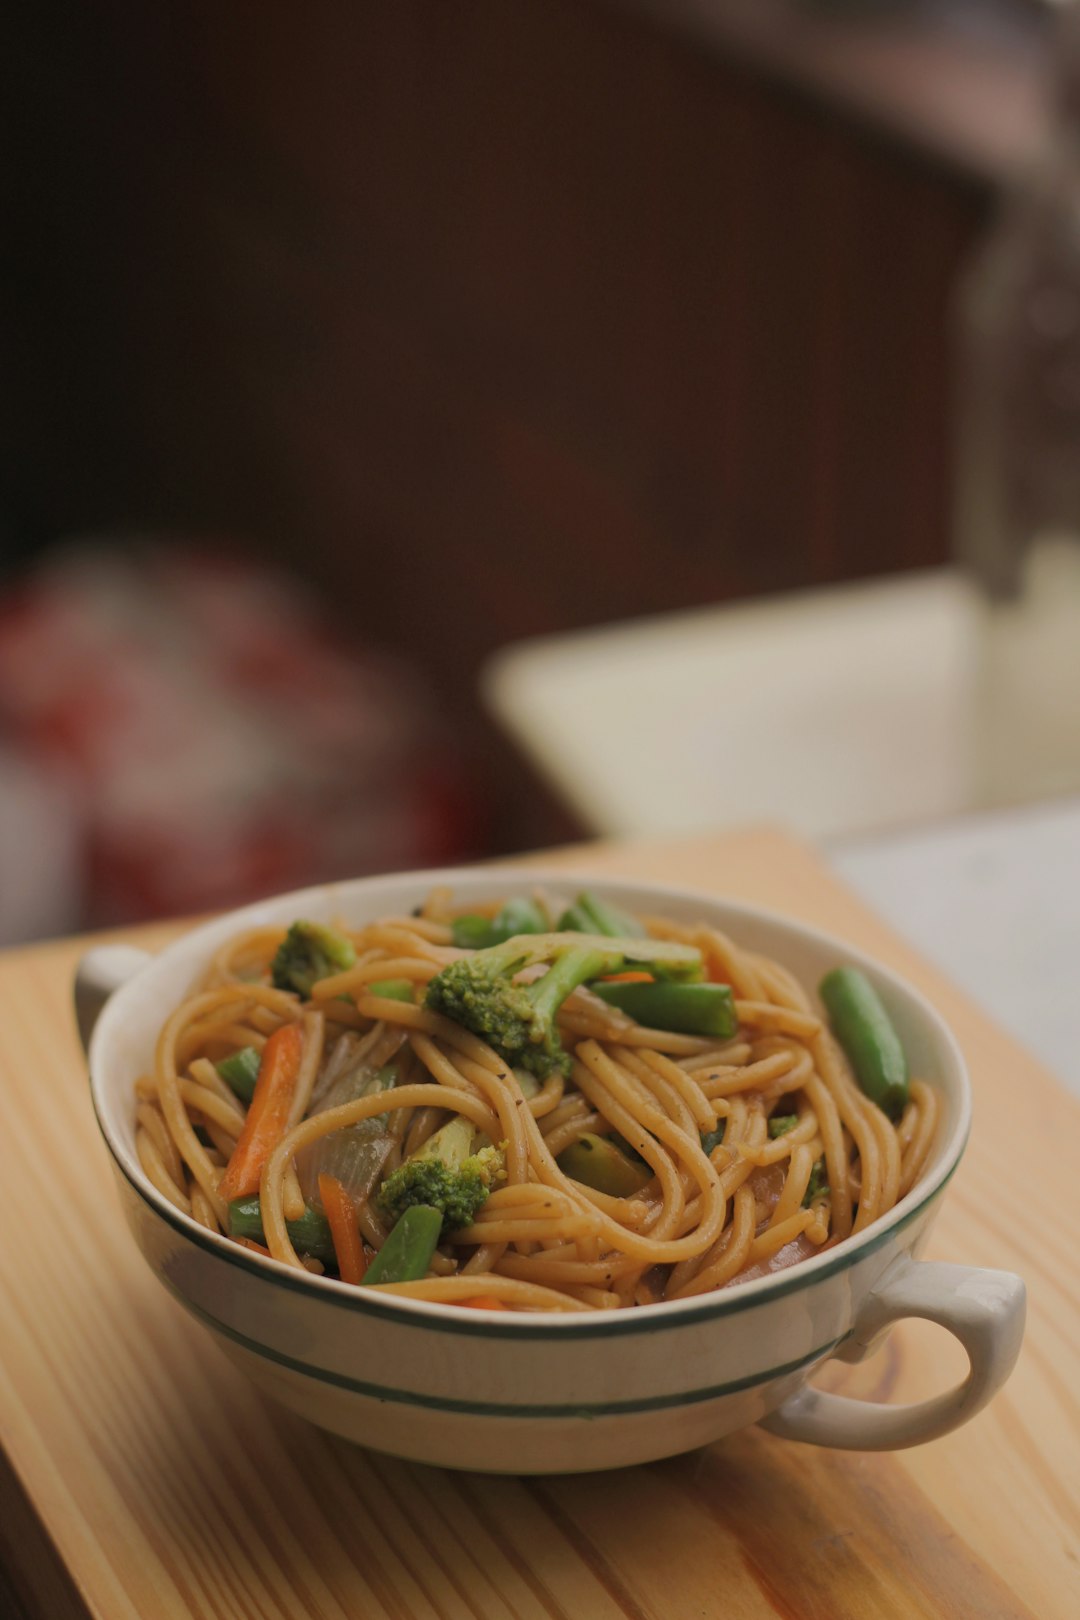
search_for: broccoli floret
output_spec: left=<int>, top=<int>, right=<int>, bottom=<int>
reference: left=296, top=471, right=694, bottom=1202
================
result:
left=378, top=1116, right=506, bottom=1231
left=271, top=920, right=357, bottom=998
left=425, top=931, right=703, bottom=1080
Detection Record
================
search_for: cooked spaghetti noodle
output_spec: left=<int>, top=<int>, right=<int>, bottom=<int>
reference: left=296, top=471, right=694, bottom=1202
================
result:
left=134, top=890, right=939, bottom=1312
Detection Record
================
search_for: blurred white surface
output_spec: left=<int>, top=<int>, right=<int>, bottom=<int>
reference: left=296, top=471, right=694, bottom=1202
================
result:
left=974, top=538, right=1080, bottom=807
left=832, top=797, right=1080, bottom=1095
left=484, top=571, right=983, bottom=841
left=485, top=543, right=1080, bottom=843
left=485, top=549, right=1080, bottom=1090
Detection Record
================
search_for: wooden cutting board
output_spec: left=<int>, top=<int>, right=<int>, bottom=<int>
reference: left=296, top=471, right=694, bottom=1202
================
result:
left=1, top=828, right=1076, bottom=1620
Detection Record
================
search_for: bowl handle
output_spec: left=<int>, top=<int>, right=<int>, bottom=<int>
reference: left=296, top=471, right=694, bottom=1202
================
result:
left=74, top=945, right=153, bottom=1053
left=760, top=1254, right=1025, bottom=1450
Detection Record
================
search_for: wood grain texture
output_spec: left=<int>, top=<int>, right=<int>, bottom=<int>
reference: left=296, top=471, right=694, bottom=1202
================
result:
left=1, top=828, right=1077, bottom=1619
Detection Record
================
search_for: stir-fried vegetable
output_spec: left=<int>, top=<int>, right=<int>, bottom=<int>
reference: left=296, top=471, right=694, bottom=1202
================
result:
left=216, top=1045, right=261, bottom=1103
left=218, top=1023, right=303, bottom=1201
left=318, top=1173, right=367, bottom=1284
left=296, top=1062, right=397, bottom=1208
left=590, top=979, right=737, bottom=1039
left=228, top=1195, right=335, bottom=1262
left=557, top=1133, right=653, bottom=1197
left=768, top=1114, right=798, bottom=1139
left=271, top=920, right=356, bottom=998
left=700, top=1122, right=726, bottom=1157
left=451, top=897, right=547, bottom=951
left=803, top=1158, right=829, bottom=1208
left=378, top=1116, right=505, bottom=1233
left=426, top=931, right=702, bottom=1080
left=820, top=966, right=909, bottom=1120
left=365, top=978, right=414, bottom=1003
left=363, top=1204, right=443, bottom=1285
left=558, top=890, right=646, bottom=939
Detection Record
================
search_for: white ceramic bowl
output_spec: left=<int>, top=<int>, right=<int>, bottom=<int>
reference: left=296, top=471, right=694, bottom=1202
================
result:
left=79, top=868, right=1025, bottom=1473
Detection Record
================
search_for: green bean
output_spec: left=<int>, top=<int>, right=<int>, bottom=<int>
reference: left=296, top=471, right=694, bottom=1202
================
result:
left=451, top=898, right=547, bottom=951
left=589, top=980, right=737, bottom=1038
left=216, top=1047, right=261, bottom=1103
left=819, top=966, right=909, bottom=1120
left=558, top=891, right=646, bottom=939
left=362, top=1204, right=443, bottom=1285
left=228, top=1196, right=335, bottom=1263
left=556, top=902, right=592, bottom=934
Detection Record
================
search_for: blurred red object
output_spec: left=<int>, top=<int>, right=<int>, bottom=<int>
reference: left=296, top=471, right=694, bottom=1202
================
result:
left=0, top=540, right=480, bottom=925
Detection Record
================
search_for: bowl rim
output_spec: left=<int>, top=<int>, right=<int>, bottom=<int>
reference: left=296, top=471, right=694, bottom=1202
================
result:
left=89, top=864, right=971, bottom=1337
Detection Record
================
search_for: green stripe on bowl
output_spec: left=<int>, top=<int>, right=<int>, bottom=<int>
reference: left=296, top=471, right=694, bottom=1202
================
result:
left=118, top=1146, right=957, bottom=1340
left=161, top=1276, right=847, bottom=1417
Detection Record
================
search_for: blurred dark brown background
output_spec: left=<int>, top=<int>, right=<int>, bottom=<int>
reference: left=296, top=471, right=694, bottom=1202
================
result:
left=0, top=0, right=1051, bottom=928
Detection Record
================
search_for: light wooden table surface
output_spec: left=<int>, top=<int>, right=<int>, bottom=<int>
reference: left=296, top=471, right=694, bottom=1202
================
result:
left=1, top=828, right=1077, bottom=1620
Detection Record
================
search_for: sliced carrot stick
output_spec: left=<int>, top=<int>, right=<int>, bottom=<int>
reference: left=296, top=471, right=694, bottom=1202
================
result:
left=237, top=1237, right=271, bottom=1257
left=218, top=1023, right=303, bottom=1201
left=596, top=971, right=654, bottom=984
left=318, top=1172, right=367, bottom=1284
left=460, top=1295, right=508, bottom=1310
